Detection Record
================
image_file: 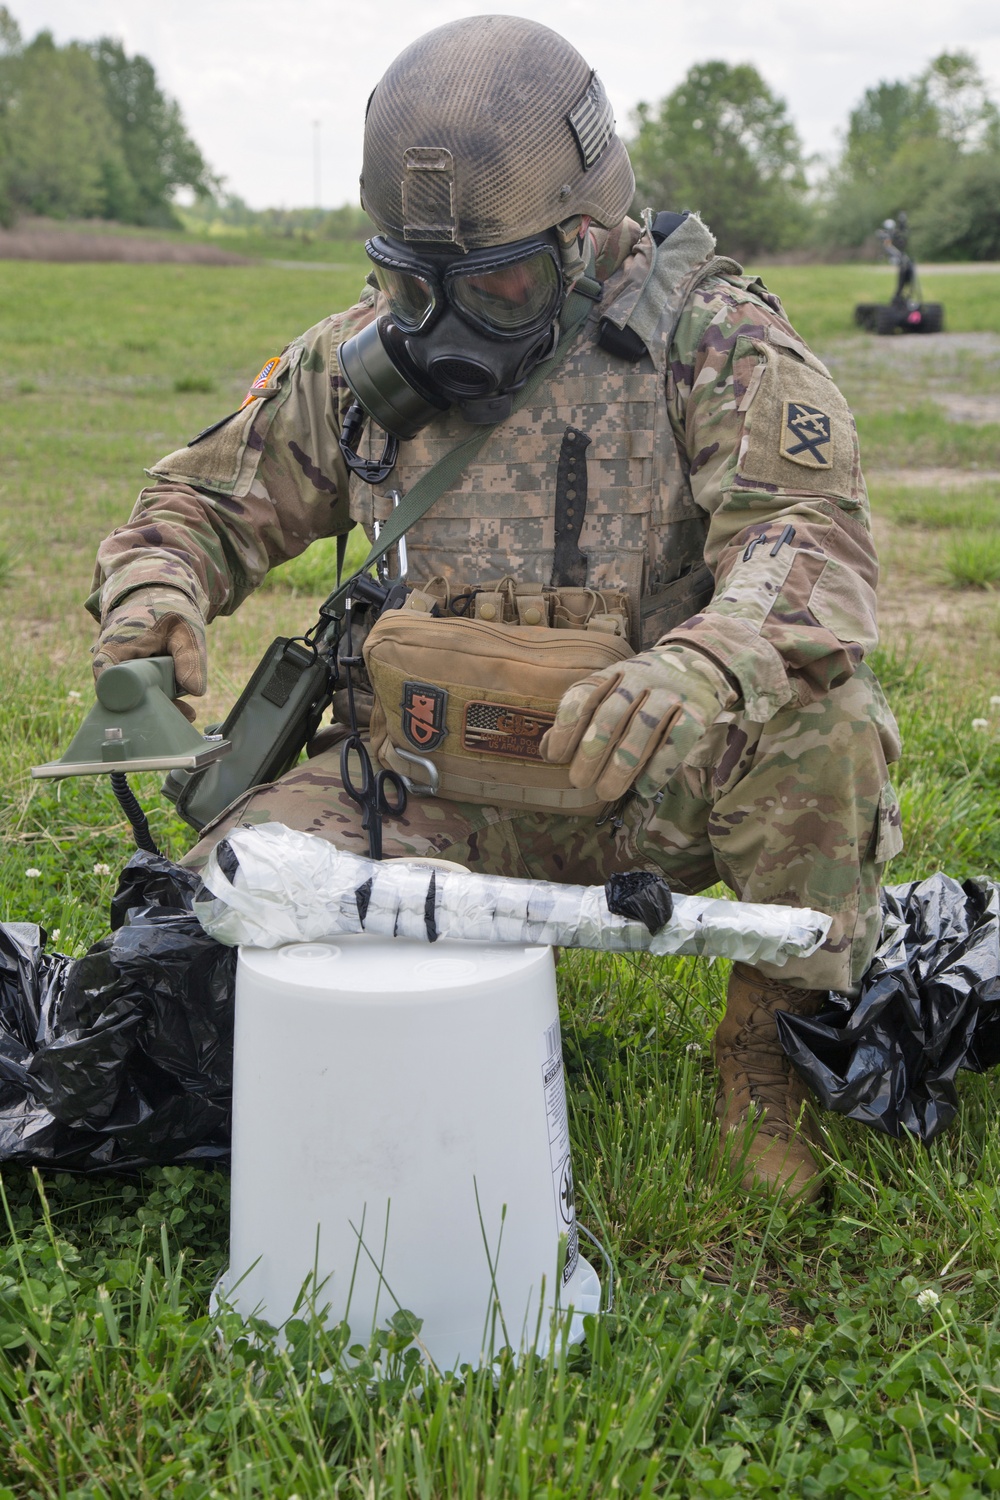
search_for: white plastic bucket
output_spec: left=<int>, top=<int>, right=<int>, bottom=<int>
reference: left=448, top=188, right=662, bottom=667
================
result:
left=216, top=934, right=599, bottom=1371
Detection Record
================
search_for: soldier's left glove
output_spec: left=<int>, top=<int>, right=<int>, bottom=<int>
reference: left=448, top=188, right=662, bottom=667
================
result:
left=541, top=643, right=740, bottom=801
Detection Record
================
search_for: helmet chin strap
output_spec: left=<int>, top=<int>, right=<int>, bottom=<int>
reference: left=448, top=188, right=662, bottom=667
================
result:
left=556, top=214, right=594, bottom=286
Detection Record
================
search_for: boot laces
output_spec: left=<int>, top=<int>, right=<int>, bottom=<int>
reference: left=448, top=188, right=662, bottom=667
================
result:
left=724, top=1006, right=806, bottom=1130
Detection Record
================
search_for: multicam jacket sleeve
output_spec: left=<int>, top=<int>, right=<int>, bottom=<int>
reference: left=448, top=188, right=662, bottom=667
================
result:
left=661, top=275, right=879, bottom=723
left=86, top=292, right=377, bottom=623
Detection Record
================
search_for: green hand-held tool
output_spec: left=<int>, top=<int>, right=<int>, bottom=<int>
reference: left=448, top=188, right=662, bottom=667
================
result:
left=31, top=657, right=232, bottom=854
left=31, top=657, right=231, bottom=779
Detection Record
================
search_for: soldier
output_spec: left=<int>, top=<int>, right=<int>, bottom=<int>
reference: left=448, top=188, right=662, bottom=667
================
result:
left=879, top=214, right=917, bottom=303
left=89, top=16, right=903, bottom=1204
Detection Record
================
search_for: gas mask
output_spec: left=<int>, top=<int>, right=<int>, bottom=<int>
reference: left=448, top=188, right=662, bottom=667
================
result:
left=338, top=232, right=566, bottom=482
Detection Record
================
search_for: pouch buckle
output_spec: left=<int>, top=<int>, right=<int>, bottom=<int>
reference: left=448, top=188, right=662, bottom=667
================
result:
left=393, top=745, right=440, bottom=797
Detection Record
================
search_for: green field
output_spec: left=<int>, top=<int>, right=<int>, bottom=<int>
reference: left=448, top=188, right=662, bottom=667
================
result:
left=1, top=258, right=1000, bottom=1496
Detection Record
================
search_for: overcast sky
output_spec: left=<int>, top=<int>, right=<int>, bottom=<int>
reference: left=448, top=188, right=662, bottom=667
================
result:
left=10, top=0, right=1000, bottom=210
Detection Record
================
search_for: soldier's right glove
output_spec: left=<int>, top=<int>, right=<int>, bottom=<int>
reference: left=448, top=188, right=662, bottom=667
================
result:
left=93, top=585, right=208, bottom=702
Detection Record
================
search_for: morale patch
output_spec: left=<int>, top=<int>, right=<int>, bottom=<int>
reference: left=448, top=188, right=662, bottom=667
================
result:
left=779, top=401, right=832, bottom=469
left=401, top=682, right=448, bottom=751
left=240, top=356, right=281, bottom=409
left=462, top=702, right=555, bottom=761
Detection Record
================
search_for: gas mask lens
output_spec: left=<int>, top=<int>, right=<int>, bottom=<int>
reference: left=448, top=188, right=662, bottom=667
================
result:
left=367, top=236, right=563, bottom=339
left=448, top=252, right=560, bottom=335
left=369, top=262, right=436, bottom=333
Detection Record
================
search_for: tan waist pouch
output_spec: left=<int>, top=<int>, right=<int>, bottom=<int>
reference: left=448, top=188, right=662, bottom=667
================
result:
left=363, top=611, right=634, bottom=814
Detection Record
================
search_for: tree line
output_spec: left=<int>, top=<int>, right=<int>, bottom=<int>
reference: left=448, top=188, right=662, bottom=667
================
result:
left=629, top=51, right=1000, bottom=260
left=1, top=7, right=997, bottom=261
left=0, top=8, right=215, bottom=228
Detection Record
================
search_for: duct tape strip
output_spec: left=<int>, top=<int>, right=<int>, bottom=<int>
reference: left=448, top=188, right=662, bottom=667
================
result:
left=195, top=823, right=832, bottom=968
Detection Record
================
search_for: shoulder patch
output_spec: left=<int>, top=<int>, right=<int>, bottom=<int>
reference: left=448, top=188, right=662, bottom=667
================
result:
left=240, top=356, right=281, bottom=409
left=780, top=401, right=832, bottom=469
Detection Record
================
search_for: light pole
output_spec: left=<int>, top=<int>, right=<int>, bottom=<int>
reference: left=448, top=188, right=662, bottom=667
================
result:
left=313, top=119, right=321, bottom=211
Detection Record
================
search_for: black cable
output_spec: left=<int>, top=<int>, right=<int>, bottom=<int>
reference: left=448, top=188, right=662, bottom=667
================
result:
left=109, top=772, right=161, bottom=855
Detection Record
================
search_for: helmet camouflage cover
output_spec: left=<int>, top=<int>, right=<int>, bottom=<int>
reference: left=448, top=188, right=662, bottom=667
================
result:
left=360, top=15, right=635, bottom=251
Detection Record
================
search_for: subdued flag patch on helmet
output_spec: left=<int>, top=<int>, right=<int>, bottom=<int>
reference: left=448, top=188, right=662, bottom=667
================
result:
left=568, top=74, right=615, bottom=171
left=779, top=401, right=833, bottom=469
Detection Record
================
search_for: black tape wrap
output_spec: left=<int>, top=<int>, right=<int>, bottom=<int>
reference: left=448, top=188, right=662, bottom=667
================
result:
left=424, top=870, right=439, bottom=943
left=604, top=871, right=674, bottom=933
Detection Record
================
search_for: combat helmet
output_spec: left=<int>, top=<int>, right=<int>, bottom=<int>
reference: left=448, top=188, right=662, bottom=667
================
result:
left=360, top=15, right=635, bottom=251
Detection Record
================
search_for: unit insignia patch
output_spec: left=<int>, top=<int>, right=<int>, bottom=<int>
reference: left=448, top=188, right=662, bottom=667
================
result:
left=401, top=682, right=448, bottom=750
left=779, top=401, right=833, bottom=469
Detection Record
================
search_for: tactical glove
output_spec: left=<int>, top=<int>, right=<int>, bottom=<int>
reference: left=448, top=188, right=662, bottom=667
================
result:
left=541, top=642, right=739, bottom=802
left=93, top=586, right=208, bottom=710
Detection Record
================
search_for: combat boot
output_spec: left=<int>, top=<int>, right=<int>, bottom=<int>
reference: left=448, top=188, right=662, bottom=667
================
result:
left=713, top=962, right=827, bottom=1204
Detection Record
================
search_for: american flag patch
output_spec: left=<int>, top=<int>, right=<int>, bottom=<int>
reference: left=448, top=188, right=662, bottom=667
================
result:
left=240, top=356, right=281, bottom=408
left=462, top=701, right=555, bottom=761
left=567, top=74, right=614, bottom=170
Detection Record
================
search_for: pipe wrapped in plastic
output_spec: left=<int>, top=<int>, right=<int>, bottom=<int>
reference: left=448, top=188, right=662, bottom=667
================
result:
left=194, top=823, right=831, bottom=967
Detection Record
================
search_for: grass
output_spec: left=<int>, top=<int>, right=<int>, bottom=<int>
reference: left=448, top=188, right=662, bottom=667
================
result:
left=260, top=532, right=368, bottom=597
left=870, top=484, right=1000, bottom=532
left=199, top=232, right=370, bottom=267
left=855, top=405, right=1000, bottom=472
left=174, top=375, right=217, bottom=395
left=944, top=533, right=1000, bottom=590
left=1, top=258, right=1000, bottom=1495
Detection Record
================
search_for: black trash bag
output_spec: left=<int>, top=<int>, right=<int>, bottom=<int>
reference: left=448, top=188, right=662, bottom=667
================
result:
left=0, top=853, right=236, bottom=1171
left=109, top=851, right=206, bottom=929
left=0, top=923, right=77, bottom=1161
left=777, top=874, right=1000, bottom=1143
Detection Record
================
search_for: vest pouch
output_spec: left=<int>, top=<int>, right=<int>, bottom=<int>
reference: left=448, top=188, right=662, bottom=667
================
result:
left=639, top=562, right=716, bottom=647
left=363, top=612, right=634, bottom=815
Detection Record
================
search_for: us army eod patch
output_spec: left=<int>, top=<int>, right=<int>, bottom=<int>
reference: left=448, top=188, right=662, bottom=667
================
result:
left=462, top=702, right=555, bottom=761
left=779, top=401, right=832, bottom=469
left=401, top=682, right=448, bottom=750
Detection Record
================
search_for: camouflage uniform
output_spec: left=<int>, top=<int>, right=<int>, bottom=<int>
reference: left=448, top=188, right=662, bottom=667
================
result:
left=89, top=215, right=902, bottom=992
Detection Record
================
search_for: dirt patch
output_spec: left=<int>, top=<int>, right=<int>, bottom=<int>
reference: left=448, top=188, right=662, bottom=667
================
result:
left=877, top=573, right=996, bottom=645
left=935, top=393, right=1000, bottom=425
left=867, top=467, right=1000, bottom=489
left=825, top=330, right=1000, bottom=372
left=920, top=262, right=1000, bottom=275
left=872, top=513, right=1000, bottom=673
left=0, top=227, right=250, bottom=266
